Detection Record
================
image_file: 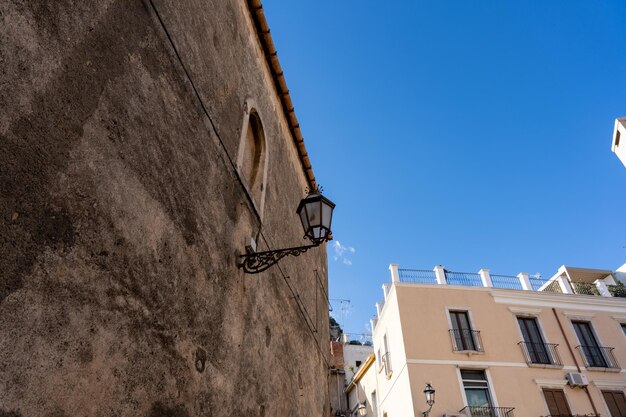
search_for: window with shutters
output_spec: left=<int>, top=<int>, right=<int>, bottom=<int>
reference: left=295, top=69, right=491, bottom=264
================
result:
left=542, top=388, right=571, bottom=416
left=602, top=390, right=626, bottom=417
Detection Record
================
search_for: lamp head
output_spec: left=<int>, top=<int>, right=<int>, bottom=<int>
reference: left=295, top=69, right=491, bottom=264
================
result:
left=296, top=188, right=335, bottom=245
left=424, top=383, right=435, bottom=406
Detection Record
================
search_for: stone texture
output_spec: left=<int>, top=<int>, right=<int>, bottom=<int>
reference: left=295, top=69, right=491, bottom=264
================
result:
left=0, top=1, right=329, bottom=416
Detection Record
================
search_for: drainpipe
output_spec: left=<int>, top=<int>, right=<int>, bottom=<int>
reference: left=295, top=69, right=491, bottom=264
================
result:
left=552, top=308, right=599, bottom=416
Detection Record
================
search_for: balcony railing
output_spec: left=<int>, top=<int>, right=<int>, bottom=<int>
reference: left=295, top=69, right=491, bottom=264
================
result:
left=398, top=268, right=437, bottom=284
left=460, top=406, right=515, bottom=417
left=446, top=271, right=483, bottom=287
left=540, top=414, right=600, bottom=417
left=518, top=342, right=562, bottom=366
left=449, top=329, right=484, bottom=352
left=381, top=351, right=392, bottom=376
left=575, top=345, right=620, bottom=369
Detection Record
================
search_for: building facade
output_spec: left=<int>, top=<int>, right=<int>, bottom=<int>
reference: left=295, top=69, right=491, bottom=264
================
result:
left=0, top=1, right=330, bottom=416
left=330, top=335, right=374, bottom=416
left=612, top=117, right=626, bottom=167
left=351, top=264, right=626, bottom=417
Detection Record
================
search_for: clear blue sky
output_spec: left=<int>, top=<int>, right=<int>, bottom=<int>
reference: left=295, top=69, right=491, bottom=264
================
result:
left=263, top=1, right=626, bottom=335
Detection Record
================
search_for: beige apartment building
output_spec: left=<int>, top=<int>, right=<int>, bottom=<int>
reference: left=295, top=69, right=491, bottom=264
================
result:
left=348, top=264, right=626, bottom=417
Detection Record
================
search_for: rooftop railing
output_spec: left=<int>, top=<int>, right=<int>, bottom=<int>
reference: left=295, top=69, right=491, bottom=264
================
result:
left=446, top=271, right=483, bottom=287
left=570, top=282, right=600, bottom=296
left=491, top=274, right=524, bottom=290
left=529, top=277, right=549, bottom=290
left=608, top=282, right=626, bottom=298
left=398, top=268, right=437, bottom=284
left=460, top=406, right=514, bottom=417
left=387, top=265, right=624, bottom=301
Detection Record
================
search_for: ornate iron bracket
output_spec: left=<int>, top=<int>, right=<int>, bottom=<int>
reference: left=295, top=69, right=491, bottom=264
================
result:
left=240, top=243, right=320, bottom=274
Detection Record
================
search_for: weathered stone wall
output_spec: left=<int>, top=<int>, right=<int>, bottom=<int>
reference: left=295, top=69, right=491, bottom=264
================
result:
left=0, top=1, right=329, bottom=416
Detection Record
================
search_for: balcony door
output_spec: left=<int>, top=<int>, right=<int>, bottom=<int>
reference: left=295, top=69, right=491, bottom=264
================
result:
left=517, top=317, right=550, bottom=364
left=572, top=321, right=607, bottom=367
left=542, top=389, right=571, bottom=416
left=450, top=311, right=476, bottom=351
left=602, top=391, right=626, bottom=417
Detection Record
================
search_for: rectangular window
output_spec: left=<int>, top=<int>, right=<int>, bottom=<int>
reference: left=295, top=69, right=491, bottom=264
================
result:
left=542, top=388, right=571, bottom=416
left=461, top=369, right=493, bottom=408
left=450, top=311, right=477, bottom=351
left=621, top=323, right=626, bottom=338
left=572, top=321, right=607, bottom=367
left=602, top=390, right=626, bottom=417
left=371, top=391, right=377, bottom=417
left=517, top=317, right=550, bottom=364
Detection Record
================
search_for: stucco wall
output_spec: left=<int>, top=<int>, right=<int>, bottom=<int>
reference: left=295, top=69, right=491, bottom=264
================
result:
left=0, top=1, right=329, bottom=416
left=377, top=283, right=626, bottom=416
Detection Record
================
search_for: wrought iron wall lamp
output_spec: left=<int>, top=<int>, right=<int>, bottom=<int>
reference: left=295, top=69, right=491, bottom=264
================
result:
left=422, top=383, right=435, bottom=417
left=240, top=188, right=335, bottom=274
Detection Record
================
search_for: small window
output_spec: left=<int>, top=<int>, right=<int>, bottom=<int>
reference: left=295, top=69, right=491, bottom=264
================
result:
left=621, top=323, right=626, bottom=338
left=543, top=389, right=571, bottom=416
left=242, top=111, right=266, bottom=204
left=356, top=360, right=362, bottom=368
left=572, top=321, right=607, bottom=367
left=461, top=370, right=493, bottom=408
left=236, top=103, right=269, bottom=218
left=449, top=310, right=478, bottom=351
left=517, top=316, right=551, bottom=364
left=616, top=129, right=621, bottom=148
left=371, top=391, right=378, bottom=417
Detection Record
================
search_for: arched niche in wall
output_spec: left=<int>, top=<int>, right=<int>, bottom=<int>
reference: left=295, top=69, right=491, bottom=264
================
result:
left=236, top=99, right=269, bottom=220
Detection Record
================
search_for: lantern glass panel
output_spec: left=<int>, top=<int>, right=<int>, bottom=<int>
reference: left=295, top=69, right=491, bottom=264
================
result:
left=305, top=198, right=321, bottom=228
left=321, top=200, right=333, bottom=229
left=298, top=204, right=310, bottom=233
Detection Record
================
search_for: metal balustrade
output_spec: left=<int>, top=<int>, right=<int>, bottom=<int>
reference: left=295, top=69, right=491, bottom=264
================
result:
left=446, top=271, right=483, bottom=287
left=491, top=274, right=523, bottom=290
left=518, top=342, right=562, bottom=366
left=540, top=414, right=600, bottom=417
left=570, top=282, right=600, bottom=296
left=541, top=280, right=563, bottom=293
left=608, top=282, right=626, bottom=298
left=449, top=329, right=484, bottom=352
left=575, top=345, right=620, bottom=369
left=398, top=268, right=437, bottom=284
left=460, top=406, right=515, bottom=417
left=529, top=277, right=549, bottom=290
